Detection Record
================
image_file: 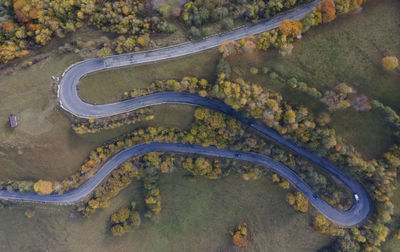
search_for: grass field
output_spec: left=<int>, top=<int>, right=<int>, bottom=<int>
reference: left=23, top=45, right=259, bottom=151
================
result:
left=0, top=171, right=332, bottom=251
left=0, top=52, right=195, bottom=181
left=228, top=0, right=400, bottom=158
left=79, top=50, right=219, bottom=104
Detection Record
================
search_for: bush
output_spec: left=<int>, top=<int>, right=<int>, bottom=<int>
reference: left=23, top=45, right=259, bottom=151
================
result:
left=221, top=18, right=234, bottom=31
left=217, top=58, right=231, bottom=78
left=189, top=26, right=201, bottom=39
left=269, top=72, right=279, bottom=79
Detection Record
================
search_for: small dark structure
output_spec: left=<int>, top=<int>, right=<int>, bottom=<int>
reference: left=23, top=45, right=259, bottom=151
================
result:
left=8, top=114, right=18, bottom=128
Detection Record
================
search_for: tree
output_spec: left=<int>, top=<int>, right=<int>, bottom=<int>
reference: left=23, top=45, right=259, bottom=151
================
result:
left=221, top=18, right=234, bottom=30
left=381, top=56, right=399, bottom=71
left=33, top=180, right=53, bottom=195
left=279, top=19, right=303, bottom=37
left=287, top=192, right=308, bottom=212
left=284, top=109, right=296, bottom=124
left=111, top=207, right=130, bottom=223
left=317, top=112, right=331, bottom=126
left=313, top=214, right=346, bottom=236
left=335, top=0, right=365, bottom=13
left=111, top=224, right=130, bottom=236
left=231, top=223, right=248, bottom=247
left=232, top=232, right=248, bottom=247
left=318, top=0, right=336, bottom=23
left=189, top=26, right=201, bottom=39
left=279, top=180, right=290, bottom=189
left=97, top=47, right=112, bottom=58
left=369, top=223, right=389, bottom=246
left=216, top=58, right=231, bottom=78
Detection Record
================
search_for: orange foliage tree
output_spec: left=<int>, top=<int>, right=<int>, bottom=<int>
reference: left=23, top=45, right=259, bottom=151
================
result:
left=231, top=223, right=249, bottom=247
left=33, top=180, right=53, bottom=195
left=232, top=232, right=248, bottom=247
left=318, top=0, right=336, bottom=23
left=279, top=19, right=303, bottom=37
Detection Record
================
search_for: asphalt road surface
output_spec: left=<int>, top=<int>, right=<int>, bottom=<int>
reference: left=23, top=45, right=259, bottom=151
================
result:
left=0, top=1, right=371, bottom=227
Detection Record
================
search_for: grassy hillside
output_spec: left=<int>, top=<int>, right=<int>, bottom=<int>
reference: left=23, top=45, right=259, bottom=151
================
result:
left=79, top=50, right=219, bottom=104
left=228, top=0, right=400, bottom=158
left=0, top=172, right=332, bottom=251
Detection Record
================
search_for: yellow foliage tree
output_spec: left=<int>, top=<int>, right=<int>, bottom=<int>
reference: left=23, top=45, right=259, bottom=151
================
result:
left=231, top=223, right=248, bottom=247
left=33, top=180, right=53, bottom=195
left=279, top=19, right=303, bottom=37
left=313, top=214, right=346, bottom=236
left=279, top=180, right=290, bottom=189
left=111, top=207, right=130, bottom=223
left=286, top=192, right=308, bottom=212
left=381, top=56, right=399, bottom=71
left=232, top=232, right=248, bottom=247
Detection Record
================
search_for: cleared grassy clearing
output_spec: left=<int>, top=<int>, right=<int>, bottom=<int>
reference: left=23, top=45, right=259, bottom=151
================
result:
left=240, top=0, right=400, bottom=109
left=0, top=171, right=332, bottom=251
left=0, top=52, right=195, bottom=181
left=330, top=110, right=394, bottom=158
left=79, top=50, right=219, bottom=104
left=228, top=0, right=399, bottom=158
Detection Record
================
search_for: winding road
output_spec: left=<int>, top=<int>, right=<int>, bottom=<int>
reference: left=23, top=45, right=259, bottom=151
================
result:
left=0, top=0, right=371, bottom=227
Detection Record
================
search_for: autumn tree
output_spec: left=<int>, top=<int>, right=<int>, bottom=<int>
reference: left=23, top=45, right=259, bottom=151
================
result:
left=230, top=223, right=248, bottom=247
left=279, top=19, right=303, bottom=37
left=110, top=201, right=141, bottom=236
left=232, top=232, right=248, bottom=247
left=111, top=224, right=131, bottom=236
left=286, top=192, right=308, bottom=212
left=318, top=0, right=336, bottom=23
left=335, top=0, right=365, bottom=13
left=312, top=214, right=346, bottom=236
left=110, top=207, right=130, bottom=223
left=33, top=180, right=53, bottom=195
left=97, top=47, right=112, bottom=58
left=381, top=56, right=399, bottom=71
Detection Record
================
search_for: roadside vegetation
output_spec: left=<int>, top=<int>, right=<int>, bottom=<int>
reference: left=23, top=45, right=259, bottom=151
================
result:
left=79, top=49, right=219, bottom=104
left=0, top=0, right=315, bottom=65
left=226, top=0, right=400, bottom=158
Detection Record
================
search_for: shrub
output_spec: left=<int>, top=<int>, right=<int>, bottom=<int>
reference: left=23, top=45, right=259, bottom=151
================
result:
left=269, top=72, right=279, bottom=79
left=221, top=18, right=234, bottom=31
